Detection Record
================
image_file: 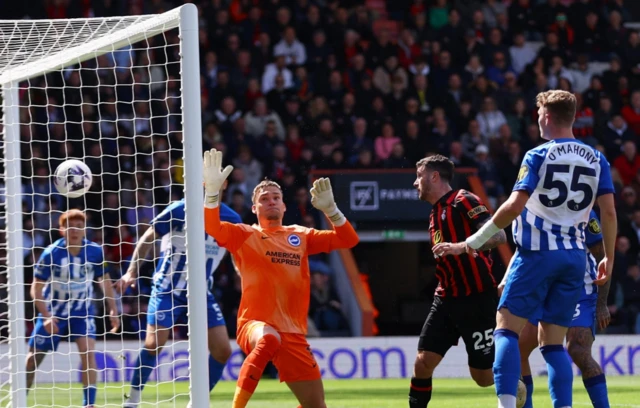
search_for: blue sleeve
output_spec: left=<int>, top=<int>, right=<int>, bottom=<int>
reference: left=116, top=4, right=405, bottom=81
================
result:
left=151, top=201, right=185, bottom=236
left=596, top=153, right=615, bottom=197
left=220, top=203, right=242, bottom=224
left=512, top=148, right=545, bottom=195
left=33, top=249, right=52, bottom=281
left=585, top=210, right=603, bottom=247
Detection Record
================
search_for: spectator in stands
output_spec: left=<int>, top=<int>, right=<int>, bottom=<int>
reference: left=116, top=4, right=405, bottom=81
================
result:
left=603, top=115, right=635, bottom=159
left=621, top=90, right=640, bottom=135
left=244, top=98, right=285, bottom=140
left=476, top=96, right=507, bottom=139
left=309, top=269, right=349, bottom=335
left=7, top=0, right=640, bottom=340
left=614, top=140, right=640, bottom=186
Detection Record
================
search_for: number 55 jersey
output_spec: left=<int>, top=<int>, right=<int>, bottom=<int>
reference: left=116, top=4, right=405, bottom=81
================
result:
left=512, top=139, right=614, bottom=251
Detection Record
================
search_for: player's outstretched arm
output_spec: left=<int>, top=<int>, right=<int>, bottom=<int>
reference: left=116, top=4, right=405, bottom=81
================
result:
left=203, top=148, right=252, bottom=250
left=595, top=193, right=617, bottom=286
left=307, top=177, right=359, bottom=254
left=114, top=226, right=158, bottom=294
left=466, top=190, right=529, bottom=250
left=98, top=272, right=120, bottom=333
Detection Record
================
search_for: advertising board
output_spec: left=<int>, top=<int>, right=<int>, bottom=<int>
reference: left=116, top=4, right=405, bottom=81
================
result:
left=2, top=336, right=638, bottom=383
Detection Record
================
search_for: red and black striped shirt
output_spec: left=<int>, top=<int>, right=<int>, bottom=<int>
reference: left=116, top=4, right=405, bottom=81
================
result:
left=429, top=189, right=497, bottom=298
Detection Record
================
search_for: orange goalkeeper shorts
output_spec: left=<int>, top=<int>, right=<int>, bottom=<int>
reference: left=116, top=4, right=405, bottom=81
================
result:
left=237, top=320, right=321, bottom=383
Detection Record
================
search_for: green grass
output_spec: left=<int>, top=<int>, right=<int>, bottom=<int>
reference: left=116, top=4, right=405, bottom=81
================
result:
left=17, top=376, right=640, bottom=407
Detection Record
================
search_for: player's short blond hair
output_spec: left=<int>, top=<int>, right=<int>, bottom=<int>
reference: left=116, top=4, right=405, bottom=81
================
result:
left=58, top=209, right=86, bottom=228
left=536, top=90, right=576, bottom=127
left=252, top=179, right=282, bottom=203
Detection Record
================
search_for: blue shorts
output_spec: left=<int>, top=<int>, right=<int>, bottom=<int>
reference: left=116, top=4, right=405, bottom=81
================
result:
left=529, top=293, right=598, bottom=337
left=147, top=292, right=225, bottom=329
left=28, top=315, right=96, bottom=352
left=499, top=248, right=586, bottom=327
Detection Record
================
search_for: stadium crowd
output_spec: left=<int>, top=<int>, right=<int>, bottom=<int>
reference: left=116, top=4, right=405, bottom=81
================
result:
left=0, top=0, right=640, bottom=340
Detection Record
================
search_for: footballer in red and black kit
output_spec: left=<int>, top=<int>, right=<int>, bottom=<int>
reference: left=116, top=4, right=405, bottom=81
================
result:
left=408, top=155, right=507, bottom=408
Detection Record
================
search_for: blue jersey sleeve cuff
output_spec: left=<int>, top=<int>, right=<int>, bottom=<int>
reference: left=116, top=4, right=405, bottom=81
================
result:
left=596, top=188, right=615, bottom=197
left=513, top=185, right=533, bottom=195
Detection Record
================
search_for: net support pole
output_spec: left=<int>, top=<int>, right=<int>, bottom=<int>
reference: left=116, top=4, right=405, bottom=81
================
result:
left=179, top=4, right=209, bottom=407
left=3, top=83, right=27, bottom=408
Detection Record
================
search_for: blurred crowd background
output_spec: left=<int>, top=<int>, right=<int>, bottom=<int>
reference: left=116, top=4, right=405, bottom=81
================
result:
left=0, top=0, right=640, bottom=341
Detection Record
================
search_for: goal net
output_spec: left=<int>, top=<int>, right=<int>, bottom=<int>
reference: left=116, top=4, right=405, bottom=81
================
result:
left=0, top=5, right=210, bottom=407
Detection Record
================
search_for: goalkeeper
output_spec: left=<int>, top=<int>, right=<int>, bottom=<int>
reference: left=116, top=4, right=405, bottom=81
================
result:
left=116, top=186, right=241, bottom=407
left=203, top=149, right=359, bottom=408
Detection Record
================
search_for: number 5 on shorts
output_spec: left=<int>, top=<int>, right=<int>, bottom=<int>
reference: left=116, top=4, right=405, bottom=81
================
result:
left=472, top=329, right=494, bottom=350
left=573, top=303, right=581, bottom=319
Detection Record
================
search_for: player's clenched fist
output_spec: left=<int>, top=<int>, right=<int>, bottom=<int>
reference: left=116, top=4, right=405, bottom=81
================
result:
left=203, top=148, right=233, bottom=207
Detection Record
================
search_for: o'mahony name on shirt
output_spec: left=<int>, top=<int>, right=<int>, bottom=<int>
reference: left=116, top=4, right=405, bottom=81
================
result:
left=548, top=143, right=599, bottom=164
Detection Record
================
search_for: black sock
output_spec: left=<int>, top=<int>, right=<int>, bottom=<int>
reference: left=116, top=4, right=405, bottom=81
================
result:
left=409, top=377, right=432, bottom=408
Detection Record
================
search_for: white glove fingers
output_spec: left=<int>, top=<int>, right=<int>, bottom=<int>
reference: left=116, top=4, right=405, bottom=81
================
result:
left=310, top=186, right=318, bottom=197
left=214, top=149, right=222, bottom=169
left=204, top=150, right=211, bottom=168
left=322, top=178, right=331, bottom=191
left=221, top=165, right=234, bottom=180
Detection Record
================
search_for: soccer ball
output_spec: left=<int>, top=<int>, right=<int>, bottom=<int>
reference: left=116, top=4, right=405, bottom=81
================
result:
left=516, top=379, right=527, bottom=408
left=53, top=159, right=93, bottom=198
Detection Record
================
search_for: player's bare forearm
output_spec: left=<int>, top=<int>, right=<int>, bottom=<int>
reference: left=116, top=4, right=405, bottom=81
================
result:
left=30, top=279, right=50, bottom=318
left=98, top=274, right=118, bottom=312
left=466, top=191, right=526, bottom=249
left=491, top=191, right=529, bottom=229
left=475, top=219, right=507, bottom=251
left=597, top=278, right=611, bottom=308
left=596, top=193, right=617, bottom=259
left=128, top=227, right=157, bottom=277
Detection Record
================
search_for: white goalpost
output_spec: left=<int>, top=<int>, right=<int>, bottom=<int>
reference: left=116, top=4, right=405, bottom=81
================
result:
left=0, top=4, right=209, bottom=407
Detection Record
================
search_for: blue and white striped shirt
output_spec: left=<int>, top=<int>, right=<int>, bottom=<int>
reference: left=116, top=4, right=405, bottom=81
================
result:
left=512, top=139, right=614, bottom=251
left=150, top=200, right=241, bottom=302
left=34, top=238, right=105, bottom=318
left=501, top=210, right=602, bottom=293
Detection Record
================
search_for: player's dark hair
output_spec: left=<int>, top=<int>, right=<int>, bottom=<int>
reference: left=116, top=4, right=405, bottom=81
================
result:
left=58, top=209, right=86, bottom=228
left=252, top=178, right=282, bottom=203
left=416, top=155, right=455, bottom=183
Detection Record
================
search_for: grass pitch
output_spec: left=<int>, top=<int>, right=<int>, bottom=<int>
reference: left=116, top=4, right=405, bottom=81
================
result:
left=20, top=376, right=640, bottom=407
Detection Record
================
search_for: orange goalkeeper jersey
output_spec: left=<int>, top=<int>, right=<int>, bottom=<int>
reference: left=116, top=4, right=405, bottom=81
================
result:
left=204, top=207, right=359, bottom=334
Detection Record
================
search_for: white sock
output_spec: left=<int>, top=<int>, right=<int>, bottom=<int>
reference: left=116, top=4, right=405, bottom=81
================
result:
left=127, top=388, right=141, bottom=403
left=498, top=394, right=516, bottom=408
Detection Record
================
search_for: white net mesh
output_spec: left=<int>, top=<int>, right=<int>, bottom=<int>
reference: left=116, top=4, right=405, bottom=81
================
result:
left=0, top=9, right=207, bottom=407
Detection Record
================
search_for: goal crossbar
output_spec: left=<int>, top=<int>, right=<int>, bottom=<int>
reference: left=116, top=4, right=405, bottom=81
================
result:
left=0, top=8, right=181, bottom=85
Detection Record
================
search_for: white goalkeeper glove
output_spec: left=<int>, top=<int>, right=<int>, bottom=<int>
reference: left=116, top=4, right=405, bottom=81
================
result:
left=203, top=148, right=233, bottom=208
left=310, top=177, right=346, bottom=226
